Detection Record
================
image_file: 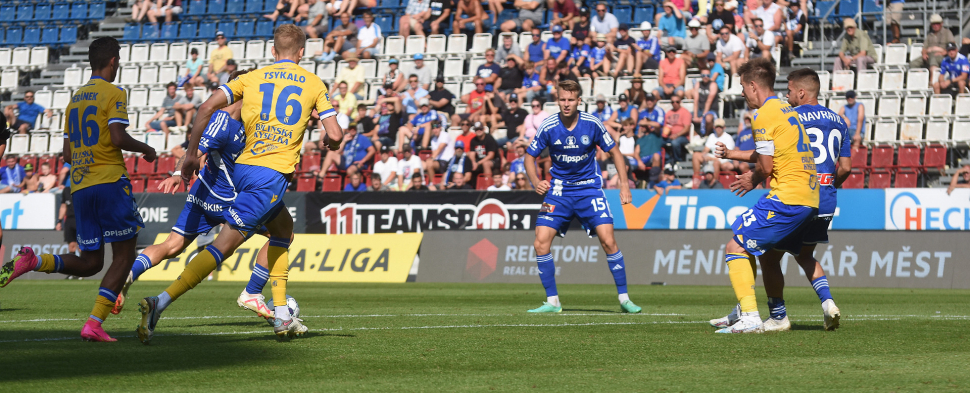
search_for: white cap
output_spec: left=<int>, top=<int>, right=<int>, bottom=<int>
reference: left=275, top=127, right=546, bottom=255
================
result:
left=688, top=19, right=701, bottom=28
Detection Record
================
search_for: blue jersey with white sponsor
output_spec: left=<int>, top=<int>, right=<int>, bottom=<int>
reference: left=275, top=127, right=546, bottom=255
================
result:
left=571, top=44, right=591, bottom=68
left=591, top=106, right=613, bottom=123
left=795, top=104, right=850, bottom=217
left=409, top=109, right=438, bottom=135
left=527, top=113, right=615, bottom=192
left=590, top=46, right=607, bottom=64
left=198, top=110, right=246, bottom=201
left=545, top=37, right=571, bottom=58
left=940, top=53, right=970, bottom=80
left=637, top=38, right=662, bottom=62
left=641, top=106, right=665, bottom=127
left=617, top=104, right=638, bottom=122
left=522, top=72, right=541, bottom=89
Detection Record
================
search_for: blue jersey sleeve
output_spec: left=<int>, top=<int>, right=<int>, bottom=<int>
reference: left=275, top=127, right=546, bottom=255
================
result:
left=592, top=117, right=616, bottom=152
left=526, top=123, right=550, bottom=157
left=838, top=121, right=852, bottom=161
left=198, top=110, right=232, bottom=155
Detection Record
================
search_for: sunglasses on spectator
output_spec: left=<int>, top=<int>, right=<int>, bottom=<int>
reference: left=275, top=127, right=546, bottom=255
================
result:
left=476, top=83, right=485, bottom=86
left=754, top=24, right=763, bottom=27
left=461, top=122, right=471, bottom=126
left=701, top=73, right=711, bottom=77
left=672, top=100, right=682, bottom=103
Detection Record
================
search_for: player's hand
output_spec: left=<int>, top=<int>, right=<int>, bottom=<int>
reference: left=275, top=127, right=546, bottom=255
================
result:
left=714, top=142, right=728, bottom=159
left=142, top=148, right=158, bottom=163
left=160, top=176, right=182, bottom=194
left=55, top=222, right=61, bottom=231
left=619, top=187, right=632, bottom=204
left=181, top=154, right=201, bottom=184
left=322, top=134, right=341, bottom=151
left=730, top=171, right=756, bottom=197
left=535, top=180, right=550, bottom=195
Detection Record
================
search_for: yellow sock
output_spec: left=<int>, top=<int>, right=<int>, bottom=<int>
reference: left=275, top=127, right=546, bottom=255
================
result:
left=164, top=246, right=224, bottom=301
left=37, top=254, right=60, bottom=273
left=726, top=252, right=758, bottom=313
left=89, top=287, right=118, bottom=323
left=267, top=237, right=291, bottom=315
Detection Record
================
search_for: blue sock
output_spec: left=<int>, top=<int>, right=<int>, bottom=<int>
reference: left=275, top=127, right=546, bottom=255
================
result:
left=206, top=245, right=225, bottom=266
left=536, top=253, right=557, bottom=297
left=245, top=264, right=270, bottom=295
left=811, top=275, right=833, bottom=303
left=767, top=297, right=786, bottom=320
left=130, top=253, right=153, bottom=281
left=606, top=251, right=628, bottom=295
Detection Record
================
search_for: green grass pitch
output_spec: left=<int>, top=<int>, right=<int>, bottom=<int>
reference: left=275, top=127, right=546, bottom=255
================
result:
left=1, top=281, right=968, bottom=391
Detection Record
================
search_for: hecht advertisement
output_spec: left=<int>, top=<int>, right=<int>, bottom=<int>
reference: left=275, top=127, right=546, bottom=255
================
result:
left=885, top=189, right=970, bottom=230
left=0, top=194, right=56, bottom=229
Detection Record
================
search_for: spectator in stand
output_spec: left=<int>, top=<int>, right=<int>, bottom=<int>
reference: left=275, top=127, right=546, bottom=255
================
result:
left=429, top=76, right=456, bottom=117
left=545, top=25, right=572, bottom=63
left=911, top=15, right=957, bottom=72
left=623, top=77, right=650, bottom=109
left=734, top=110, right=754, bottom=173
left=401, top=74, right=430, bottom=116
left=212, top=59, right=237, bottom=87
left=591, top=3, right=619, bottom=45
left=437, top=140, right=473, bottom=190
left=130, top=0, right=154, bottom=22
left=616, top=119, right=640, bottom=170
left=19, top=163, right=39, bottom=193
left=606, top=94, right=638, bottom=130
left=688, top=66, right=719, bottom=137
left=368, top=173, right=391, bottom=191
left=327, top=14, right=359, bottom=59
left=446, top=171, right=474, bottom=189
left=612, top=24, right=638, bottom=76
left=322, top=125, right=375, bottom=178
left=517, top=99, right=550, bottom=148
left=399, top=98, right=439, bottom=150
left=493, top=93, right=528, bottom=148
left=469, top=122, right=500, bottom=181
left=304, top=0, right=330, bottom=39
left=697, top=164, right=723, bottom=189
left=356, top=103, right=378, bottom=144
left=453, top=77, right=489, bottom=125
left=334, top=81, right=358, bottom=122
left=638, top=93, right=665, bottom=135
left=156, top=0, right=183, bottom=23
left=706, top=53, right=726, bottom=92
left=498, top=57, right=526, bottom=99
left=37, top=162, right=60, bottom=193
left=453, top=0, right=490, bottom=34
left=746, top=17, right=775, bottom=61
left=207, top=34, right=232, bottom=87
left=513, top=172, right=532, bottom=190
left=655, top=47, right=687, bottom=99
left=961, top=37, right=970, bottom=57
left=411, top=53, right=434, bottom=90
left=397, top=146, right=424, bottom=190
left=663, top=96, right=692, bottom=163
left=344, top=172, right=367, bottom=191
left=704, top=0, right=735, bottom=42
left=424, top=122, right=455, bottom=181
left=500, top=0, right=545, bottom=33
left=145, top=82, right=181, bottom=135
left=692, top=118, right=734, bottom=179
left=4, top=90, right=51, bottom=134
left=683, top=20, right=711, bottom=68
left=383, top=58, right=405, bottom=93
left=356, top=11, right=382, bottom=60
left=477, top=49, right=503, bottom=92
left=654, top=167, right=682, bottom=195
left=455, top=120, right=477, bottom=149
left=589, top=34, right=612, bottom=77
left=399, top=0, right=430, bottom=38
left=486, top=173, right=512, bottom=190
left=636, top=99, right=665, bottom=183
left=657, top=2, right=687, bottom=49
left=496, top=34, right=525, bottom=66
left=591, top=94, right=614, bottom=123
left=572, top=7, right=592, bottom=45
left=746, top=0, right=781, bottom=34
left=783, top=2, right=806, bottom=62
left=838, top=90, right=865, bottom=148
left=409, top=172, right=429, bottom=190
left=834, top=18, right=876, bottom=72
left=549, top=0, right=580, bottom=31
left=373, top=146, right=400, bottom=190
left=887, top=0, right=904, bottom=43
left=174, top=84, right=202, bottom=132
left=947, top=163, right=970, bottom=195
left=936, top=42, right=970, bottom=95
left=331, top=99, right=351, bottom=134
left=509, top=144, right=527, bottom=174
left=0, top=156, right=24, bottom=193
left=182, top=48, right=206, bottom=88
left=314, top=41, right=338, bottom=62
left=336, top=54, right=366, bottom=99
left=525, top=27, right=545, bottom=64
left=424, top=0, right=453, bottom=35
left=264, top=0, right=302, bottom=21
left=373, top=90, right=405, bottom=150
left=715, top=26, right=745, bottom=74
left=517, top=61, right=544, bottom=103
left=634, top=30, right=661, bottom=74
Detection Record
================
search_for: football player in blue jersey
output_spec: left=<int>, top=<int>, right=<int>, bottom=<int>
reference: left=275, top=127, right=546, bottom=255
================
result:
left=522, top=80, right=641, bottom=314
left=713, top=68, right=849, bottom=331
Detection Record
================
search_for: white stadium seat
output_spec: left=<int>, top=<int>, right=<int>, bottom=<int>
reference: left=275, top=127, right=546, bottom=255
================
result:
left=925, top=118, right=950, bottom=141
left=138, top=65, right=158, bottom=85
left=956, top=94, right=970, bottom=115
left=883, top=43, right=907, bottom=66
left=129, top=87, right=149, bottom=108
left=594, top=76, right=614, bottom=97
left=63, top=66, right=82, bottom=87
left=900, top=118, right=923, bottom=141
left=228, top=41, right=245, bottom=60
left=426, top=35, right=447, bottom=55
left=447, top=34, right=467, bottom=55
left=305, top=39, right=324, bottom=59
left=7, top=134, right=28, bottom=154
left=146, top=132, right=167, bottom=152
left=119, top=66, right=139, bottom=85
left=856, top=70, right=879, bottom=92
left=877, top=95, right=901, bottom=117
left=405, top=35, right=425, bottom=55
left=471, top=33, right=492, bottom=53
left=928, top=94, right=952, bottom=117
left=384, top=36, right=404, bottom=56
left=953, top=118, right=970, bottom=142
left=168, top=42, right=187, bottom=63
left=467, top=56, right=485, bottom=76
left=118, top=44, right=131, bottom=63
left=831, top=70, right=853, bottom=92
left=859, top=94, right=876, bottom=118
left=872, top=119, right=897, bottom=142
left=881, top=69, right=904, bottom=91
left=34, top=89, right=53, bottom=109
left=817, top=71, right=831, bottom=92
left=907, top=69, right=929, bottom=91
left=158, top=65, right=178, bottom=85
left=28, top=133, right=49, bottom=154
left=903, top=95, right=925, bottom=116
left=149, top=43, right=168, bottom=62
left=11, top=47, right=28, bottom=67
left=245, top=40, right=265, bottom=61
left=30, top=47, right=48, bottom=68
left=51, top=89, right=71, bottom=111
left=130, top=44, right=149, bottom=63
left=316, top=61, right=336, bottom=80
left=443, top=57, right=463, bottom=78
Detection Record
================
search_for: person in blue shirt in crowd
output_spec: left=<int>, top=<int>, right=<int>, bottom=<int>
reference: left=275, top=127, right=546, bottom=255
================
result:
left=545, top=25, right=572, bottom=63
left=606, top=93, right=638, bottom=130
left=4, top=90, right=52, bottom=134
left=654, top=167, right=682, bottom=195
left=525, top=27, right=545, bottom=64
left=589, top=34, right=612, bottom=77
left=734, top=111, right=755, bottom=174
left=635, top=28, right=662, bottom=74
left=657, top=1, right=687, bottom=49
left=706, top=54, right=726, bottom=92
left=591, top=94, right=614, bottom=123
left=0, top=156, right=25, bottom=193
left=438, top=140, right=473, bottom=190
left=570, top=40, right=593, bottom=79
left=321, top=125, right=375, bottom=179
left=935, top=42, right=969, bottom=96
left=509, top=145, right=527, bottom=174
left=516, top=61, right=544, bottom=103
left=343, top=172, right=368, bottom=191
left=400, top=98, right=439, bottom=149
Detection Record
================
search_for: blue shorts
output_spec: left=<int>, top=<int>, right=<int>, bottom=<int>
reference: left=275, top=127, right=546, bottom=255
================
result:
left=224, top=164, right=288, bottom=239
left=173, top=180, right=231, bottom=237
left=536, top=189, right=614, bottom=237
left=731, top=196, right=816, bottom=256
left=798, top=216, right=831, bottom=246
left=73, top=177, right=144, bottom=252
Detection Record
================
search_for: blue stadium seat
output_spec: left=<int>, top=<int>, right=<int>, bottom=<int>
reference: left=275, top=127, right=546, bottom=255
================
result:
left=199, top=21, right=217, bottom=38
left=862, top=0, right=882, bottom=21
left=633, top=5, right=654, bottom=25
left=613, top=5, right=632, bottom=23
left=34, top=4, right=51, bottom=22
left=255, top=20, right=274, bottom=38
left=382, top=0, right=402, bottom=9
left=185, top=0, right=206, bottom=17
left=41, top=27, right=59, bottom=45
left=236, top=20, right=255, bottom=39
left=263, top=0, right=277, bottom=13
left=179, top=21, right=198, bottom=40
left=22, top=27, right=40, bottom=45
left=4, top=28, right=22, bottom=47
left=811, top=1, right=836, bottom=24
left=122, top=23, right=141, bottom=42
left=374, top=14, right=393, bottom=35
left=0, top=6, right=13, bottom=24
left=88, top=2, right=106, bottom=21
left=836, top=0, right=859, bottom=20
left=141, top=23, right=160, bottom=41
left=17, top=5, right=33, bottom=22
left=161, top=22, right=178, bottom=39
left=208, top=0, right=226, bottom=15
left=70, top=3, right=87, bottom=21
left=52, top=3, right=69, bottom=22
left=225, top=0, right=245, bottom=15
left=59, top=26, right=77, bottom=45
left=217, top=21, right=236, bottom=38
left=245, top=0, right=263, bottom=15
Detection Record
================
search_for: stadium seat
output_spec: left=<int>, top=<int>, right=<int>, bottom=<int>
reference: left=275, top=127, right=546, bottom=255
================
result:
left=321, top=174, right=342, bottom=191
left=41, top=27, right=59, bottom=46
left=18, top=155, right=37, bottom=169
left=23, top=27, right=40, bottom=46
left=922, top=144, right=946, bottom=171
left=899, top=119, right=923, bottom=141
left=185, top=0, right=206, bottom=17
left=296, top=176, right=316, bottom=192
left=4, top=28, right=22, bottom=47
left=179, top=22, right=198, bottom=40
left=52, top=3, right=69, bottom=21
left=903, top=95, right=925, bottom=116
left=471, top=33, right=491, bottom=53
left=17, top=5, right=32, bottom=22
left=146, top=176, right=165, bottom=193
left=925, top=118, right=949, bottom=141
left=476, top=174, right=492, bottom=190
left=255, top=20, right=274, bottom=38
left=59, top=26, right=77, bottom=45
left=199, top=22, right=217, bottom=39
left=613, top=5, right=633, bottom=23
left=245, top=0, right=264, bottom=15
left=928, top=94, right=952, bottom=116
left=208, top=0, right=227, bottom=15
left=633, top=5, right=655, bottom=24
left=88, top=2, right=106, bottom=21
left=877, top=95, right=901, bottom=117
left=405, top=35, right=425, bottom=55
left=894, top=168, right=918, bottom=187
left=0, top=6, right=14, bottom=24
left=856, top=70, right=879, bottom=92
left=34, top=4, right=51, bottom=22
left=70, top=3, right=87, bottom=21
left=850, top=146, right=868, bottom=170
left=236, top=20, right=256, bottom=39
left=831, top=70, right=853, bottom=91
left=161, top=23, right=178, bottom=40
left=883, top=43, right=907, bottom=67
left=842, top=169, right=865, bottom=188
left=375, top=14, right=394, bottom=35
left=868, top=169, right=891, bottom=188
left=870, top=145, right=894, bottom=169
left=896, top=145, right=920, bottom=168
left=906, top=69, right=929, bottom=91
left=226, top=0, right=245, bottom=15
left=136, top=156, right=156, bottom=175
left=300, top=152, right=321, bottom=172
left=157, top=154, right=177, bottom=175
left=124, top=156, right=137, bottom=174
left=955, top=94, right=970, bottom=114
left=218, top=22, right=236, bottom=38
left=130, top=176, right=146, bottom=193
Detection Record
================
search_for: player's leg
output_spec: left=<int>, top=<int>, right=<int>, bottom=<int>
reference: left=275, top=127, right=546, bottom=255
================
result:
left=238, top=237, right=275, bottom=318
left=718, top=239, right=762, bottom=333
left=795, top=218, right=840, bottom=330
left=592, top=223, right=641, bottom=313
left=262, top=209, right=296, bottom=324
left=113, top=231, right=195, bottom=314
left=529, top=225, right=562, bottom=313
left=79, top=237, right=139, bottom=342
left=757, top=249, right=791, bottom=332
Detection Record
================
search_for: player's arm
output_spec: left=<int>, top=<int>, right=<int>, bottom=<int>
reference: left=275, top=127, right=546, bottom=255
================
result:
left=717, top=143, right=757, bottom=162
left=608, top=145, right=632, bottom=204
left=834, top=156, right=852, bottom=187
left=109, top=122, right=156, bottom=162
left=523, top=153, right=547, bottom=195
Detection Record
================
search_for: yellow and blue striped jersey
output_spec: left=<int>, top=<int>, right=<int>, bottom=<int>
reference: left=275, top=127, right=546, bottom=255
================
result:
left=64, top=76, right=130, bottom=192
left=220, top=60, right=334, bottom=174
left=752, top=96, right=819, bottom=208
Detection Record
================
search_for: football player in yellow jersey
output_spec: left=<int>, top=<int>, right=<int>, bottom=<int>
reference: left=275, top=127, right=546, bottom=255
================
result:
left=137, top=24, right=343, bottom=343
left=707, top=58, right=819, bottom=334
left=0, top=37, right=158, bottom=342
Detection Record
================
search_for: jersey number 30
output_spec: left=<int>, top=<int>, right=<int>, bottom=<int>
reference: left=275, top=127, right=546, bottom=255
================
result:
left=67, top=106, right=100, bottom=148
left=258, top=83, right=303, bottom=126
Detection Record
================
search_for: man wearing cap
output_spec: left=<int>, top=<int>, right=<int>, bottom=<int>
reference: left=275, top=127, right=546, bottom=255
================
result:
left=654, top=167, right=682, bottom=195
left=706, top=53, right=726, bottom=91
left=684, top=19, right=711, bottom=68
left=19, top=163, right=40, bottom=193
left=837, top=90, right=865, bottom=148
left=657, top=1, right=687, bottom=49
left=633, top=30, right=662, bottom=74
left=589, top=34, right=612, bottom=77
left=697, top=164, right=723, bottom=189
left=429, top=76, right=456, bottom=116
left=655, top=46, right=687, bottom=99
left=373, top=146, right=401, bottom=190
left=910, top=14, right=957, bottom=73
left=401, top=74, right=431, bottom=115
left=571, top=7, right=592, bottom=44
left=438, top=140, right=473, bottom=190
left=206, top=32, right=233, bottom=86
left=606, top=94, right=638, bottom=130
left=453, top=0, right=490, bottom=34
left=335, top=54, right=366, bottom=99
left=746, top=17, right=776, bottom=61
left=327, top=13, right=359, bottom=58
left=500, top=0, right=545, bottom=32
left=591, top=2, right=619, bottom=45
left=411, top=53, right=434, bottom=90
left=638, top=93, right=665, bottom=135
left=834, top=18, right=876, bottom=72
left=612, top=24, right=638, bottom=76
left=934, top=42, right=969, bottom=96
left=692, top=118, right=734, bottom=179
left=549, top=0, right=579, bottom=31
left=569, top=38, right=593, bottom=79
left=399, top=97, right=438, bottom=150
left=715, top=26, right=745, bottom=74
left=469, top=121, right=500, bottom=182
left=383, top=58, right=405, bottom=92
left=544, top=26, right=572, bottom=63
left=399, top=0, right=430, bottom=38
left=498, top=56, right=525, bottom=98
left=493, top=93, right=528, bottom=149
left=591, top=94, right=614, bottom=123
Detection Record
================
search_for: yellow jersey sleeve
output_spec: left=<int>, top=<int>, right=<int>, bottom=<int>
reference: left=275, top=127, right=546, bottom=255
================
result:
left=753, top=97, right=819, bottom=208
left=225, top=61, right=332, bottom=174
left=65, top=78, right=130, bottom=192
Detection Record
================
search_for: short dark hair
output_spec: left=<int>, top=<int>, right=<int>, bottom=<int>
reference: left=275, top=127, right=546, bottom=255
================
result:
left=787, top=68, right=820, bottom=96
left=190, top=48, right=199, bottom=55
left=371, top=173, right=381, bottom=181
left=557, top=80, right=582, bottom=96
left=25, top=89, right=35, bottom=95
left=752, top=17, right=763, bottom=25
left=89, top=37, right=121, bottom=70
left=737, top=57, right=776, bottom=92
left=362, top=10, right=373, bottom=17
left=357, top=103, right=367, bottom=111
left=166, top=82, right=178, bottom=89
left=228, top=68, right=254, bottom=81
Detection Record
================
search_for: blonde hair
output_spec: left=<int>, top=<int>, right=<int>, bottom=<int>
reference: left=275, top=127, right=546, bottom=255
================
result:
left=273, top=24, right=306, bottom=58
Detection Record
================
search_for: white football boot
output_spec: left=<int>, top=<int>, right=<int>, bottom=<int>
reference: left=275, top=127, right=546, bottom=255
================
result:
left=709, top=304, right=741, bottom=328
left=762, top=315, right=791, bottom=332
left=715, top=312, right=764, bottom=334
left=822, top=299, right=841, bottom=331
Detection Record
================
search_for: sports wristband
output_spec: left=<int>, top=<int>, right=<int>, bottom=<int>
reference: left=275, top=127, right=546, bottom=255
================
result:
left=173, top=170, right=182, bottom=177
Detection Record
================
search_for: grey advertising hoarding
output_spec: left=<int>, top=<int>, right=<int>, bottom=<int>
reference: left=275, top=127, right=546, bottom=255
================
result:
left=3, top=230, right=115, bottom=280
left=417, top=230, right=970, bottom=289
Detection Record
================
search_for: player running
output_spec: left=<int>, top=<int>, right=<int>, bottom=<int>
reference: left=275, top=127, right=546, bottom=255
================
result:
left=712, top=68, right=847, bottom=331
left=112, top=70, right=284, bottom=322
left=707, top=58, right=819, bottom=334
left=0, top=37, right=158, bottom=342
left=137, top=24, right=342, bottom=343
left=522, top=80, right=641, bottom=314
